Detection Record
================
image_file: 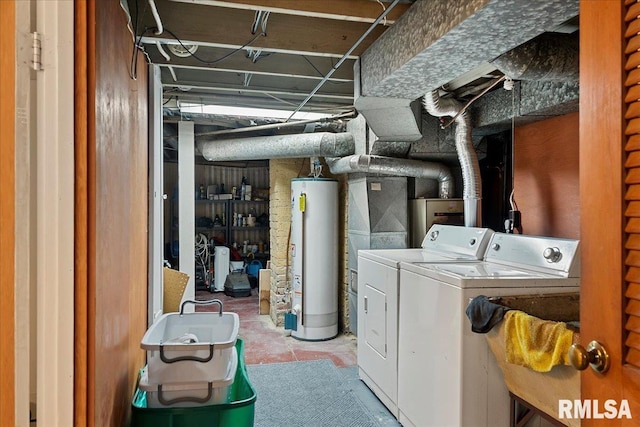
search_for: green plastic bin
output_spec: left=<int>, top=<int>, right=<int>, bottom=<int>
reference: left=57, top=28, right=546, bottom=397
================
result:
left=132, top=338, right=256, bottom=427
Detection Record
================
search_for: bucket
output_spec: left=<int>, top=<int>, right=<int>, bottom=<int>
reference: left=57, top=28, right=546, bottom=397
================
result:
left=245, top=260, right=262, bottom=278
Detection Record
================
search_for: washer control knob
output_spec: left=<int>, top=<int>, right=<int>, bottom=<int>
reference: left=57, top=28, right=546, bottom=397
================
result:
left=469, top=238, right=477, bottom=246
left=543, top=247, right=562, bottom=263
left=429, top=230, right=439, bottom=241
left=491, top=243, right=500, bottom=251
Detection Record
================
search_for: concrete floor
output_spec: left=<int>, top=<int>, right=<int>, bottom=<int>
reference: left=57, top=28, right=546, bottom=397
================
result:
left=195, top=288, right=357, bottom=367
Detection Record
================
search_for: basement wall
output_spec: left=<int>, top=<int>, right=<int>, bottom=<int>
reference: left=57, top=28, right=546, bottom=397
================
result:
left=513, top=112, right=579, bottom=239
left=269, top=159, right=350, bottom=331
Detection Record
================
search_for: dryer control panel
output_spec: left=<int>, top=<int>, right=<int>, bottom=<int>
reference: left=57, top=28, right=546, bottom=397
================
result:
left=485, top=233, right=580, bottom=277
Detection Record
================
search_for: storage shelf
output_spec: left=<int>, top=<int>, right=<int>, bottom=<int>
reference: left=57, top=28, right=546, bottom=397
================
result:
left=195, top=226, right=227, bottom=231
left=230, top=226, right=268, bottom=231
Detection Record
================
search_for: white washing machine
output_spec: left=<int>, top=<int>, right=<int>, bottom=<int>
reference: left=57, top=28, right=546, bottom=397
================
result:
left=397, top=233, right=580, bottom=427
left=357, top=224, right=495, bottom=417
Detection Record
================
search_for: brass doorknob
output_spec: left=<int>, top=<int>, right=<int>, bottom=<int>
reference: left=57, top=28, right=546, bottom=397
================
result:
left=568, top=341, right=610, bottom=373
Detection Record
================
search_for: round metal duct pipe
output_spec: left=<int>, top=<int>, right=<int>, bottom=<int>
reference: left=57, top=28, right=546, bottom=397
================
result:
left=423, top=90, right=481, bottom=227
left=197, top=132, right=355, bottom=161
left=325, top=154, right=454, bottom=199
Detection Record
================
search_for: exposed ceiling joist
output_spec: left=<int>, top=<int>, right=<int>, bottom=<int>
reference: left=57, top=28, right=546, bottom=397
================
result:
left=160, top=68, right=353, bottom=96
left=144, top=44, right=356, bottom=80
left=142, top=0, right=389, bottom=57
left=157, top=64, right=353, bottom=83
left=142, top=36, right=359, bottom=59
left=163, top=83, right=354, bottom=100
left=168, top=0, right=412, bottom=24
left=162, top=91, right=352, bottom=112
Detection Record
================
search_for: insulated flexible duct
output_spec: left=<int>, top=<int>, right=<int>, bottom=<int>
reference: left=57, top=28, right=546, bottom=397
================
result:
left=491, top=33, right=578, bottom=82
left=423, top=90, right=481, bottom=227
left=325, top=154, right=453, bottom=199
left=197, top=132, right=355, bottom=161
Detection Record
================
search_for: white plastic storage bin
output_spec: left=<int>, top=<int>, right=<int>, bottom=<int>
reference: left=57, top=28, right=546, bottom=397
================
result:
left=139, top=347, right=238, bottom=408
left=141, top=310, right=239, bottom=384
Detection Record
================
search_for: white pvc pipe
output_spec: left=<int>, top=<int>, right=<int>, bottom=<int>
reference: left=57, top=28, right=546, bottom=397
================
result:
left=156, top=41, right=170, bottom=61
left=168, top=65, right=177, bottom=82
left=148, top=0, right=164, bottom=35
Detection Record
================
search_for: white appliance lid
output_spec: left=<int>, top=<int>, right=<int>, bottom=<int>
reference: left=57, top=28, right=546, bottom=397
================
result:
left=427, top=262, right=559, bottom=278
left=400, top=260, right=580, bottom=289
left=358, top=248, right=482, bottom=267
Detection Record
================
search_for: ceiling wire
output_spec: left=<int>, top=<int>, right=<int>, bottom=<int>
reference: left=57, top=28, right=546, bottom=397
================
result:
left=439, top=75, right=506, bottom=129
left=376, top=0, right=388, bottom=26
left=196, top=110, right=357, bottom=137
left=129, top=0, right=141, bottom=80
left=147, top=0, right=164, bottom=35
left=285, top=0, right=401, bottom=122
left=160, top=27, right=264, bottom=65
left=302, top=56, right=348, bottom=85
left=509, top=82, right=518, bottom=212
left=251, top=10, right=263, bottom=34
left=261, top=92, right=353, bottom=112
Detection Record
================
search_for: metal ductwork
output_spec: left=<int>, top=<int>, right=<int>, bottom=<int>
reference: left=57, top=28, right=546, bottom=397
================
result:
left=490, top=33, right=578, bottom=82
left=197, top=132, right=355, bottom=161
left=354, top=0, right=578, bottom=140
left=423, top=90, right=481, bottom=227
left=326, top=154, right=453, bottom=199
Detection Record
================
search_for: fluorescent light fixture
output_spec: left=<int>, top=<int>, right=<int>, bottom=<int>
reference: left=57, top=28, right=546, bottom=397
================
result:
left=178, top=102, right=331, bottom=120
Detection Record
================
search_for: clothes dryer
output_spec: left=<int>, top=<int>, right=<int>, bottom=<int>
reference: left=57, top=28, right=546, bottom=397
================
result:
left=397, top=233, right=580, bottom=427
left=357, top=224, right=494, bottom=417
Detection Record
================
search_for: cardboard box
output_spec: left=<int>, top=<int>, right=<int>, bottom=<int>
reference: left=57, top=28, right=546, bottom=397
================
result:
left=258, top=269, right=271, bottom=315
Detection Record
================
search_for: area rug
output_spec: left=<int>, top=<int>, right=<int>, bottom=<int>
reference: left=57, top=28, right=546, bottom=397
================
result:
left=246, top=359, right=399, bottom=427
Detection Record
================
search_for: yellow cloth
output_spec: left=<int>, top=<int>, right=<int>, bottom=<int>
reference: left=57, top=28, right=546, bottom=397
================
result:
left=503, top=310, right=574, bottom=373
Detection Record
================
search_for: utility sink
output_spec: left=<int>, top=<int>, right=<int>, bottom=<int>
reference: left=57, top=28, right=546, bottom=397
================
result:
left=485, top=293, right=580, bottom=427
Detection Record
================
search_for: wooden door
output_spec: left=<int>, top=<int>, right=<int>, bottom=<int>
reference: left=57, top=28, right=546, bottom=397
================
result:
left=580, top=1, right=640, bottom=424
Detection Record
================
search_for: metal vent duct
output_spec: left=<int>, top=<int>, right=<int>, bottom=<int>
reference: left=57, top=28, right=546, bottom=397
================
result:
left=355, top=0, right=578, bottom=141
left=326, top=154, right=453, bottom=199
left=197, top=132, right=355, bottom=161
left=423, top=90, right=481, bottom=227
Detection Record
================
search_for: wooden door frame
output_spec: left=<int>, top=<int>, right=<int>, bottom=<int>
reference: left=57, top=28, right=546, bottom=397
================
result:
left=74, top=0, right=91, bottom=425
left=0, top=0, right=17, bottom=424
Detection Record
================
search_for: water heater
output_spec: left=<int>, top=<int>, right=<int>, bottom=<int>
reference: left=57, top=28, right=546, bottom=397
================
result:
left=290, top=178, right=339, bottom=340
